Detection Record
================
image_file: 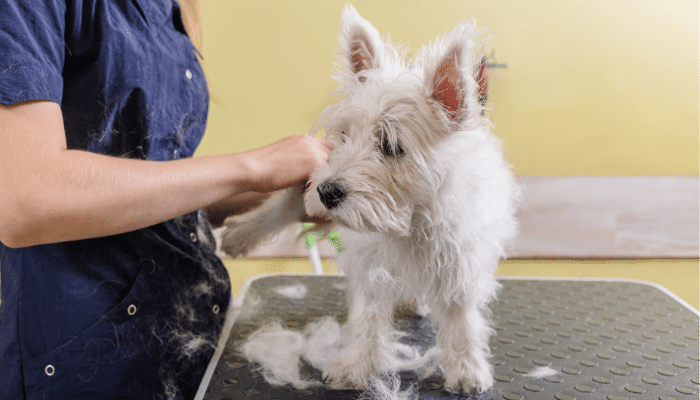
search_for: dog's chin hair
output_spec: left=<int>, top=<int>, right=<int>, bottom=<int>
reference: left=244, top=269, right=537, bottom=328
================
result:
left=304, top=183, right=413, bottom=237
left=330, top=203, right=412, bottom=238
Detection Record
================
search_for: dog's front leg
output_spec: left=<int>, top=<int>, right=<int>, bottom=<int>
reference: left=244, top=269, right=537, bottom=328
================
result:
left=433, top=300, right=494, bottom=394
left=323, top=271, right=396, bottom=389
left=219, top=186, right=305, bottom=258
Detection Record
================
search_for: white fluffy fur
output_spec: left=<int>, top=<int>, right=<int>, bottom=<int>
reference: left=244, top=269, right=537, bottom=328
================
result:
left=241, top=316, right=438, bottom=397
left=527, top=366, right=558, bottom=379
left=274, top=283, right=309, bottom=299
left=241, top=322, right=315, bottom=389
left=221, top=4, right=518, bottom=394
left=359, top=374, right=418, bottom=400
left=241, top=317, right=342, bottom=389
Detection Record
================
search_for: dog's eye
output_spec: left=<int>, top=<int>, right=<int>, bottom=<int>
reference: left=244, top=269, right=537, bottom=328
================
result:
left=333, top=129, right=348, bottom=143
left=381, top=137, right=404, bottom=157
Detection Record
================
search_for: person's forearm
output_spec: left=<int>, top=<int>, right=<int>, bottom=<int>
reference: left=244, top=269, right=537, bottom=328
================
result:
left=0, top=101, right=333, bottom=248
left=1, top=149, right=253, bottom=248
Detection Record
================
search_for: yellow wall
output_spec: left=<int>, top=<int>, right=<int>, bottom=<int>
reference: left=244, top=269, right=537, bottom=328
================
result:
left=196, top=2, right=698, bottom=310
left=196, top=0, right=699, bottom=176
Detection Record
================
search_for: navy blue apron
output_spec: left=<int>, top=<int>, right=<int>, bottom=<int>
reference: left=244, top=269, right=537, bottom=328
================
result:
left=0, top=1, right=231, bottom=398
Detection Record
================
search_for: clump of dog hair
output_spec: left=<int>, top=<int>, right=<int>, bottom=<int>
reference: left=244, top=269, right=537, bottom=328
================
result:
left=359, top=373, right=418, bottom=400
left=526, top=366, right=558, bottom=379
left=242, top=322, right=317, bottom=388
left=240, top=317, right=440, bottom=397
left=391, top=345, right=441, bottom=379
left=160, top=376, right=178, bottom=400
left=303, top=317, right=344, bottom=370
left=274, top=283, right=308, bottom=299
left=147, top=211, right=233, bottom=400
left=177, top=332, right=215, bottom=359
left=241, top=317, right=342, bottom=389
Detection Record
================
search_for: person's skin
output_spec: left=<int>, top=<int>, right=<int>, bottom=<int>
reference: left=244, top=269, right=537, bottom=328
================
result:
left=0, top=100, right=334, bottom=248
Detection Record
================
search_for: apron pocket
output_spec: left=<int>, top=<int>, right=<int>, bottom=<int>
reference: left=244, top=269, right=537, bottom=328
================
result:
left=22, top=269, right=162, bottom=400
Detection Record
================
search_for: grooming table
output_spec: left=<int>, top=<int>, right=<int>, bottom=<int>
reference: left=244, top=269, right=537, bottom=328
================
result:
left=200, top=274, right=699, bottom=400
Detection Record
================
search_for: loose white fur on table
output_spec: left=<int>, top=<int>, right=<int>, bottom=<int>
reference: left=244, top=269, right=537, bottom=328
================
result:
left=240, top=317, right=557, bottom=398
left=526, top=366, right=558, bottom=379
left=221, top=4, right=518, bottom=395
left=241, top=317, right=439, bottom=394
left=273, top=283, right=309, bottom=299
left=241, top=319, right=337, bottom=389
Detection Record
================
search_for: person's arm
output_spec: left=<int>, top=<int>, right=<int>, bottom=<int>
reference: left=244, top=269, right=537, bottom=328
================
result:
left=0, top=100, right=333, bottom=248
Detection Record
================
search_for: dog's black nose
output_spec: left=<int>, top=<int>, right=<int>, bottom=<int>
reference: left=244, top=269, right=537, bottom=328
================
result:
left=317, top=181, right=345, bottom=209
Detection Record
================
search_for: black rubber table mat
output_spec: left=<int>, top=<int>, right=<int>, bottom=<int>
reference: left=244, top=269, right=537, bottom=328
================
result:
left=203, top=275, right=699, bottom=400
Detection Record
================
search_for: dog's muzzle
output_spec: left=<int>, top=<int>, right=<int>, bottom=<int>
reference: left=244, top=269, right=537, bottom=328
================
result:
left=317, top=181, right=345, bottom=209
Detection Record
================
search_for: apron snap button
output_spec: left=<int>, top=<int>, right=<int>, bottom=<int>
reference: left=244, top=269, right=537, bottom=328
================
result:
left=45, top=365, right=55, bottom=376
left=127, top=304, right=137, bottom=315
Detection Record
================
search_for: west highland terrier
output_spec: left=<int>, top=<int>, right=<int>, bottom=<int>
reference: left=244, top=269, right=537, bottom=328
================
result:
left=221, top=5, right=518, bottom=394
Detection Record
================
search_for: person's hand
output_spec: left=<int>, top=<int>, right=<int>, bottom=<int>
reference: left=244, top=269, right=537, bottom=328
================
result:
left=242, top=134, right=335, bottom=192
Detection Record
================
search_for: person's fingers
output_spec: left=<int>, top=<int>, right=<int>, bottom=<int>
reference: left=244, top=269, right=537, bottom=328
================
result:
left=306, top=136, right=333, bottom=168
left=245, top=134, right=336, bottom=193
left=321, top=136, right=336, bottom=152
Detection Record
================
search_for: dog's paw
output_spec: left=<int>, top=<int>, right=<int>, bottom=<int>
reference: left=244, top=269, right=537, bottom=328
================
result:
left=441, top=353, right=494, bottom=394
left=219, top=221, right=256, bottom=258
left=322, top=353, right=374, bottom=390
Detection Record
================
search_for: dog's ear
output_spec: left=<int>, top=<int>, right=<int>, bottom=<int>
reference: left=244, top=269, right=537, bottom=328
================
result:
left=340, top=5, right=383, bottom=79
left=426, top=23, right=479, bottom=122
left=432, top=48, right=464, bottom=118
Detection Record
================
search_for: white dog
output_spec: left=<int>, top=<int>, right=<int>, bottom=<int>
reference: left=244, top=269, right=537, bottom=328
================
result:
left=221, top=5, right=518, bottom=394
